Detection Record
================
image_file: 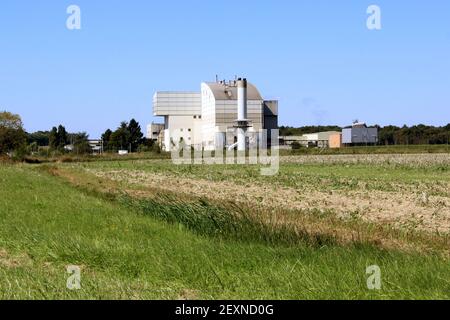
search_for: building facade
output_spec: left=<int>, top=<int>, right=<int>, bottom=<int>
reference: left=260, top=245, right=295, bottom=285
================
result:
left=146, top=123, right=165, bottom=141
left=342, top=122, right=378, bottom=145
left=329, top=133, right=343, bottom=149
left=151, top=79, right=278, bottom=151
left=279, top=131, right=341, bottom=148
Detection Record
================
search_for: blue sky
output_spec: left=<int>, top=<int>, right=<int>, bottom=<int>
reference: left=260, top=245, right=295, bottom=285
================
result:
left=0, top=0, right=449, bottom=137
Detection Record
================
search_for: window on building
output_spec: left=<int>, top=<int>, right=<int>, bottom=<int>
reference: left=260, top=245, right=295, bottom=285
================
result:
left=193, top=116, right=197, bottom=119
left=188, top=129, right=191, bottom=132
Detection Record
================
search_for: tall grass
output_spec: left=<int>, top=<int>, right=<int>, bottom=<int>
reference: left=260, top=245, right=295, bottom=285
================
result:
left=121, top=194, right=337, bottom=247
left=1, top=164, right=450, bottom=299
left=50, top=164, right=450, bottom=254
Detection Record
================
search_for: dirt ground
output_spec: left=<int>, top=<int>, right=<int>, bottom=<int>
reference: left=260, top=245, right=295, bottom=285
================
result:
left=88, top=169, right=450, bottom=234
left=281, top=153, right=450, bottom=166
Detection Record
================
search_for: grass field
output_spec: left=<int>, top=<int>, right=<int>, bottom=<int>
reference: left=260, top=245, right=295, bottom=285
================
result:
left=0, top=152, right=449, bottom=299
left=19, top=144, right=450, bottom=165
left=280, top=144, right=450, bottom=155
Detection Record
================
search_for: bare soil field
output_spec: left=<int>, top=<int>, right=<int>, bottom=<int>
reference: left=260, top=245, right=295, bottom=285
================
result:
left=281, top=153, right=450, bottom=167
left=89, top=168, right=450, bottom=234
left=77, top=153, right=450, bottom=235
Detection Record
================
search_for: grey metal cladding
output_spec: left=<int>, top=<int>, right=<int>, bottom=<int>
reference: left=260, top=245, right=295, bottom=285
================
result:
left=343, top=128, right=378, bottom=143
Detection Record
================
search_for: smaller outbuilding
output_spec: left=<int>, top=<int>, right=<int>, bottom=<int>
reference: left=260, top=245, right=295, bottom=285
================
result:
left=280, top=131, right=341, bottom=148
left=342, top=122, right=378, bottom=145
left=147, top=123, right=165, bottom=141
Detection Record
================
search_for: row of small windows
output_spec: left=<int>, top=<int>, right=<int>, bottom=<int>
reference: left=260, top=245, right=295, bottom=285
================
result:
left=193, top=115, right=202, bottom=119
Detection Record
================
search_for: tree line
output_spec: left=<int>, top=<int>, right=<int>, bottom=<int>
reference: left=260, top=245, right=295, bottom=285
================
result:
left=27, top=118, right=155, bottom=153
left=0, top=110, right=155, bottom=158
left=2, top=109, right=449, bottom=159
left=100, top=119, right=154, bottom=153
left=377, top=124, right=450, bottom=145
left=280, top=124, right=450, bottom=145
left=0, top=111, right=94, bottom=157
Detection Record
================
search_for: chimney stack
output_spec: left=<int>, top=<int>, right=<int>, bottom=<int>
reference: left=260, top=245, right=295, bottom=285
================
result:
left=236, top=78, right=248, bottom=151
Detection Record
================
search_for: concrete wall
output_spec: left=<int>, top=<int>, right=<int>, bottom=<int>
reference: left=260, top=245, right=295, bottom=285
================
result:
left=147, top=123, right=165, bottom=140
left=200, top=83, right=265, bottom=150
left=201, top=83, right=217, bottom=149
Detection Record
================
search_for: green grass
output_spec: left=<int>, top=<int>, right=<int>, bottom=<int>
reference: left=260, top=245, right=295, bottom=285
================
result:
left=0, top=164, right=449, bottom=299
left=77, top=157, right=449, bottom=194
left=22, top=144, right=450, bottom=165
left=281, top=144, right=450, bottom=155
left=61, top=156, right=450, bottom=248
left=22, top=151, right=171, bottom=164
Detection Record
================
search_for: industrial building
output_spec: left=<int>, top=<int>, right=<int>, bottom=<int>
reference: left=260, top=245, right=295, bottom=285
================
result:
left=279, top=122, right=378, bottom=149
left=146, top=123, right=165, bottom=141
left=304, top=131, right=341, bottom=148
left=150, top=78, right=278, bottom=151
left=64, top=139, right=103, bottom=154
left=328, top=132, right=343, bottom=149
left=342, top=122, right=378, bottom=145
left=280, top=131, right=341, bottom=148
left=88, top=139, right=103, bottom=154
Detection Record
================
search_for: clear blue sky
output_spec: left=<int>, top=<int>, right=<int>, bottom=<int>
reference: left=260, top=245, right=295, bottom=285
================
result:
left=1, top=0, right=449, bottom=137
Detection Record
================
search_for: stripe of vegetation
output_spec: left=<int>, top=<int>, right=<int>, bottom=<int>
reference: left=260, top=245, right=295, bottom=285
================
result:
left=120, top=194, right=338, bottom=247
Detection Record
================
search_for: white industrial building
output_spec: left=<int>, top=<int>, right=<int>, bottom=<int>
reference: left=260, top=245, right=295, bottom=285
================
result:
left=150, top=78, right=278, bottom=151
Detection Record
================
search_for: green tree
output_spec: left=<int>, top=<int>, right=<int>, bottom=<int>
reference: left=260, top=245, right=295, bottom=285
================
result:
left=110, top=122, right=130, bottom=151
left=127, top=119, right=143, bottom=152
left=48, top=125, right=69, bottom=151
left=27, top=131, right=51, bottom=146
left=0, top=111, right=27, bottom=155
left=73, top=132, right=91, bottom=154
left=57, top=125, right=68, bottom=149
left=101, top=129, right=113, bottom=152
left=378, top=125, right=399, bottom=145
left=49, top=127, right=58, bottom=149
left=28, top=142, right=39, bottom=153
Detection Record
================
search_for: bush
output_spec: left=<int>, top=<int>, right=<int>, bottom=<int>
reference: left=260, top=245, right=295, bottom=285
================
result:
left=37, top=147, right=51, bottom=157
left=24, top=157, right=42, bottom=164
left=0, top=111, right=27, bottom=156
left=291, top=142, right=302, bottom=150
left=59, top=156, right=74, bottom=163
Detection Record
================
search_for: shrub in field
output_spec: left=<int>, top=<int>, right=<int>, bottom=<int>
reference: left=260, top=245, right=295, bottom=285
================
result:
left=0, top=111, right=27, bottom=158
